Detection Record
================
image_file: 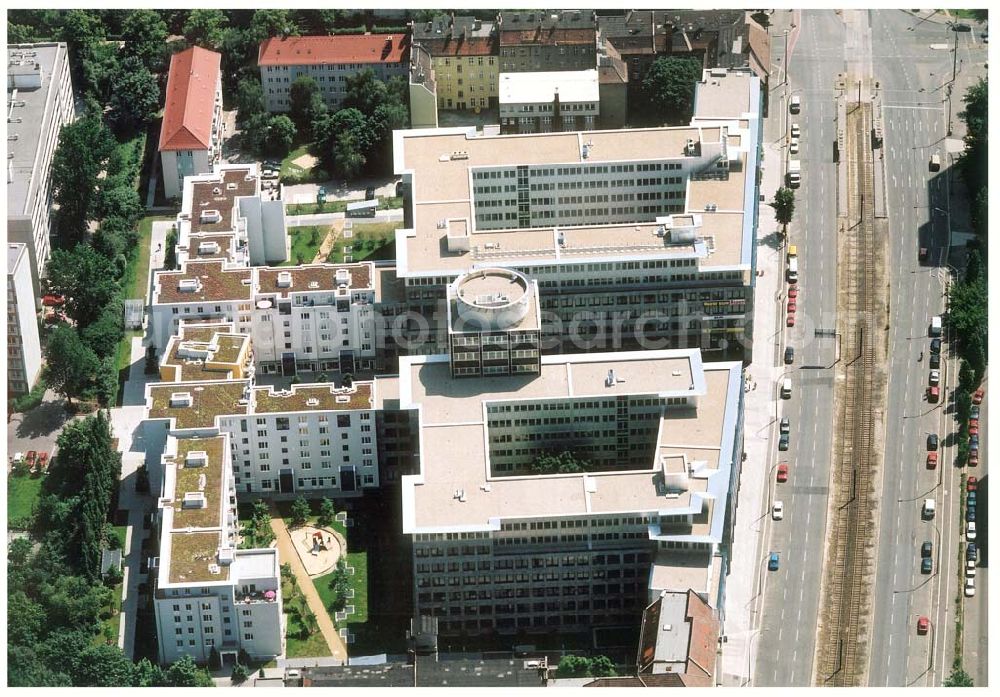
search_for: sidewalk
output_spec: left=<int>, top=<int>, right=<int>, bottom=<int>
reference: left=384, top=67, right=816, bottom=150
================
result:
left=720, top=139, right=787, bottom=685
left=269, top=507, right=349, bottom=662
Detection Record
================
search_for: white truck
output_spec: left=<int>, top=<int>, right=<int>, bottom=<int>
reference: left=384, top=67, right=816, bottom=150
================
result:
left=787, top=159, right=802, bottom=188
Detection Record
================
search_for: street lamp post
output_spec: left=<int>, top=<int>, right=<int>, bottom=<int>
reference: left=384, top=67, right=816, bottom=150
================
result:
left=783, top=30, right=789, bottom=86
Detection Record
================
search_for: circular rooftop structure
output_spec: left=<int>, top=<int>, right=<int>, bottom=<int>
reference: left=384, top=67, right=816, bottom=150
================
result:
left=452, top=268, right=531, bottom=331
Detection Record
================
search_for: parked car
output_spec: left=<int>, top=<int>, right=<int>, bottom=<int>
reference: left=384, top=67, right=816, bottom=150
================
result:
left=790, top=123, right=801, bottom=138
left=952, top=22, right=972, bottom=32
left=921, top=557, right=932, bottom=574
left=969, top=423, right=979, bottom=437
left=772, top=501, right=784, bottom=520
left=927, top=433, right=939, bottom=451
left=968, top=490, right=977, bottom=504
left=25, top=451, right=37, bottom=466
left=970, top=405, right=980, bottom=420
left=917, top=616, right=930, bottom=634
left=969, top=450, right=979, bottom=467
left=930, top=338, right=942, bottom=354
left=929, top=370, right=940, bottom=386
left=787, top=299, right=797, bottom=313
left=921, top=540, right=933, bottom=557
left=780, top=417, right=790, bottom=434
left=966, top=506, right=977, bottom=523
left=966, top=559, right=977, bottom=577
left=37, top=452, right=49, bottom=469
left=929, top=353, right=941, bottom=369
left=365, top=186, right=377, bottom=201
left=788, top=286, right=798, bottom=299
left=970, top=435, right=979, bottom=449
left=778, top=433, right=790, bottom=451
left=918, top=247, right=929, bottom=262
left=11, top=452, right=24, bottom=464
left=967, top=476, right=978, bottom=491
left=966, top=521, right=977, bottom=541
left=784, top=346, right=795, bottom=364
left=790, top=95, right=801, bottom=113
left=768, top=552, right=781, bottom=571
left=967, top=542, right=977, bottom=561
left=926, top=451, right=938, bottom=469
left=777, top=463, right=789, bottom=482
left=973, top=387, right=984, bottom=405
left=789, top=138, right=800, bottom=154
left=965, top=578, right=975, bottom=597
left=927, top=386, right=940, bottom=403
left=786, top=314, right=796, bottom=327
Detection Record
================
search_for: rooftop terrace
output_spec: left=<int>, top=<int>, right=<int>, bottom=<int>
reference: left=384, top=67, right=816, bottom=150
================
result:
left=168, top=435, right=227, bottom=530
left=252, top=383, right=374, bottom=414
left=148, top=381, right=249, bottom=430
left=188, top=168, right=258, bottom=234
left=153, top=260, right=252, bottom=305
left=256, top=262, right=373, bottom=298
left=166, top=530, right=228, bottom=584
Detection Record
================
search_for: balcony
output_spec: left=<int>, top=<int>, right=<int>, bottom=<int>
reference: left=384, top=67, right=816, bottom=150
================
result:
left=236, top=589, right=278, bottom=604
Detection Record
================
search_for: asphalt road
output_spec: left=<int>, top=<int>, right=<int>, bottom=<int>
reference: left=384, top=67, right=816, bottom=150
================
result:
left=865, top=9, right=987, bottom=687
left=754, top=9, right=845, bottom=687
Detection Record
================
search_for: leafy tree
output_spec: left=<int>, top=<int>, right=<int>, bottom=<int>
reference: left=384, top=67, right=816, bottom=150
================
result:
left=750, top=11, right=771, bottom=28
left=266, top=115, right=297, bottom=156
left=945, top=664, right=974, bottom=687
left=531, top=450, right=590, bottom=475
left=292, top=9, right=344, bottom=34
left=947, top=277, right=987, bottom=346
left=183, top=9, right=228, bottom=50
left=60, top=10, right=106, bottom=84
left=251, top=9, right=300, bottom=42
left=50, top=115, right=116, bottom=243
left=164, top=655, right=215, bottom=687
left=236, top=77, right=266, bottom=121
left=109, top=58, right=161, bottom=134
left=45, top=574, right=112, bottom=632
left=132, top=658, right=166, bottom=687
left=589, top=655, right=617, bottom=677
left=219, top=26, right=261, bottom=98
left=290, top=496, right=311, bottom=527
left=8, top=22, right=37, bottom=43
left=43, top=327, right=99, bottom=406
left=343, top=68, right=392, bottom=114
left=45, top=245, right=120, bottom=327
left=8, top=644, right=73, bottom=686
left=251, top=498, right=270, bottom=520
left=8, top=590, right=47, bottom=646
left=99, top=184, right=144, bottom=224
left=640, top=56, right=703, bottom=124
left=328, top=558, right=352, bottom=612
left=121, top=9, right=168, bottom=72
left=231, top=662, right=251, bottom=684
left=770, top=187, right=796, bottom=237
left=81, top=301, right=124, bottom=359
left=332, top=129, right=368, bottom=179
left=317, top=497, right=337, bottom=528
left=240, top=112, right=271, bottom=156
left=299, top=608, right=319, bottom=638
left=556, top=655, right=591, bottom=678
left=958, top=78, right=987, bottom=196
left=73, top=644, right=135, bottom=686
left=96, top=356, right=120, bottom=407
left=208, top=646, right=222, bottom=671
left=289, top=76, right=319, bottom=131
left=81, top=41, right=121, bottom=102
left=34, top=627, right=93, bottom=674
left=164, top=226, right=179, bottom=269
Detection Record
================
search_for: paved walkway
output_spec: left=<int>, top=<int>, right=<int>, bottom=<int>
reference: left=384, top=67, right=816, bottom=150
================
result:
left=268, top=507, right=349, bottom=662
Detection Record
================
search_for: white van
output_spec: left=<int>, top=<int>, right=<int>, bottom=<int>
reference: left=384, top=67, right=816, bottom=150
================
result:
left=787, top=257, right=799, bottom=283
left=929, top=315, right=943, bottom=337
left=922, top=498, right=936, bottom=519
left=781, top=378, right=792, bottom=399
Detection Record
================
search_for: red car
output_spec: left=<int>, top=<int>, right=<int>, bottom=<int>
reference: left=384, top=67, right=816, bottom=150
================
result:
left=917, top=616, right=930, bottom=635
left=787, top=300, right=797, bottom=313
left=788, top=287, right=799, bottom=299
left=777, top=463, right=789, bottom=482
left=41, top=294, right=65, bottom=306
left=786, top=314, right=796, bottom=327
left=973, top=388, right=984, bottom=405
left=927, top=386, right=940, bottom=403
left=969, top=451, right=979, bottom=467
left=25, top=451, right=37, bottom=466
left=969, top=417, right=979, bottom=429
left=926, top=452, right=938, bottom=469
left=37, top=452, right=49, bottom=470
left=969, top=423, right=979, bottom=437
left=967, top=476, right=978, bottom=492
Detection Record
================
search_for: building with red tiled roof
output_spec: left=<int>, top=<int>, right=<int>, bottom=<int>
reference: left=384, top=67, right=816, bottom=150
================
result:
left=258, top=34, right=410, bottom=113
left=159, top=46, right=223, bottom=200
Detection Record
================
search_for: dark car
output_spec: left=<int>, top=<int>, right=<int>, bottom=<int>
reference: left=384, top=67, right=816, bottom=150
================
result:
left=930, top=338, right=942, bottom=354
left=970, top=435, right=979, bottom=449
left=784, top=346, right=795, bottom=364
left=967, top=542, right=977, bottom=561
left=365, top=186, right=376, bottom=201
left=778, top=433, right=790, bottom=451
left=966, top=506, right=977, bottom=523
left=921, top=541, right=933, bottom=557
left=921, top=557, right=933, bottom=574
left=929, top=353, right=941, bottom=369
left=918, top=247, right=929, bottom=263
left=971, top=405, right=980, bottom=420
left=927, top=433, right=939, bottom=450
left=968, top=491, right=977, bottom=504
left=953, top=22, right=972, bottom=32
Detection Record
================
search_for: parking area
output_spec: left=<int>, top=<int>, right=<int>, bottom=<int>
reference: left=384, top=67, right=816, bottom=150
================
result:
left=281, top=178, right=398, bottom=206
left=7, top=390, right=83, bottom=472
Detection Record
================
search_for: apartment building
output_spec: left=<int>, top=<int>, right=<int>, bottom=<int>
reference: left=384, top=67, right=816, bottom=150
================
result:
left=7, top=243, right=42, bottom=395
left=7, top=43, right=75, bottom=297
left=392, top=68, right=762, bottom=359
left=411, top=15, right=499, bottom=113
left=398, top=348, right=743, bottom=638
left=159, top=47, right=223, bottom=201
left=258, top=34, right=410, bottom=113
left=498, top=10, right=597, bottom=73
left=498, top=69, right=600, bottom=134
left=153, top=432, right=283, bottom=665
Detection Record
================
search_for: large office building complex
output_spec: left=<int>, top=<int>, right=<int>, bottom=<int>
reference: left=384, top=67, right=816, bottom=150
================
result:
left=7, top=243, right=42, bottom=396
left=6, top=42, right=75, bottom=298
left=159, top=47, right=224, bottom=201
left=258, top=34, right=410, bottom=113
left=393, top=68, right=762, bottom=359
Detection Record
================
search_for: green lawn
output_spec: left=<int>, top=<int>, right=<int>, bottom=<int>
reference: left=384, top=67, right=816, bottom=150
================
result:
left=280, top=145, right=313, bottom=180
left=283, top=225, right=331, bottom=266
left=7, top=474, right=43, bottom=528
left=126, top=215, right=174, bottom=301
left=94, top=579, right=124, bottom=647
left=285, top=195, right=404, bottom=217
left=949, top=10, right=986, bottom=21
left=113, top=525, right=128, bottom=551
left=327, top=222, right=400, bottom=264
left=313, top=552, right=368, bottom=626
left=282, top=577, right=332, bottom=658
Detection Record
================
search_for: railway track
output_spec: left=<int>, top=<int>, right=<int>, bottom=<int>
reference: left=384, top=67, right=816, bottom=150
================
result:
left=815, top=98, right=882, bottom=686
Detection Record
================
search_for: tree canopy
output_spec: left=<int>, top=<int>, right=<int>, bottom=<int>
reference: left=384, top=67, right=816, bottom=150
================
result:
left=640, top=56, right=703, bottom=125
left=108, top=57, right=160, bottom=134
left=770, top=187, right=796, bottom=234
left=50, top=115, right=117, bottom=243
left=42, top=327, right=100, bottom=405
left=45, top=245, right=120, bottom=327
left=120, top=9, right=167, bottom=72
left=183, top=9, right=228, bottom=50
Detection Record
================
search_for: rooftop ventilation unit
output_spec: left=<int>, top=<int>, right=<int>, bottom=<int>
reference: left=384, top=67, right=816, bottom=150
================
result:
left=704, top=203, right=717, bottom=212
left=306, top=397, right=319, bottom=406
left=606, top=369, right=617, bottom=387
left=217, top=547, right=235, bottom=565
left=557, top=232, right=566, bottom=246
left=208, top=563, right=221, bottom=574
left=308, top=281, right=320, bottom=289
left=226, top=182, right=237, bottom=190
left=685, top=139, right=697, bottom=155
left=667, top=229, right=698, bottom=244
left=200, top=209, right=222, bottom=224
left=198, top=241, right=220, bottom=254
left=212, top=187, right=221, bottom=195
left=436, top=219, right=448, bottom=229
left=182, top=491, right=207, bottom=508
left=178, top=278, right=201, bottom=292
left=186, top=450, right=208, bottom=467
left=277, top=271, right=292, bottom=288
left=581, top=144, right=590, bottom=159
left=451, top=151, right=469, bottom=160
left=170, top=392, right=193, bottom=407
left=335, top=268, right=351, bottom=287
left=335, top=395, right=350, bottom=404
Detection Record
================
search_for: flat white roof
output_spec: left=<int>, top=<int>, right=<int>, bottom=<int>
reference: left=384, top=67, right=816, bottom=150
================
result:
left=499, top=69, right=600, bottom=105
left=399, top=350, right=742, bottom=535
